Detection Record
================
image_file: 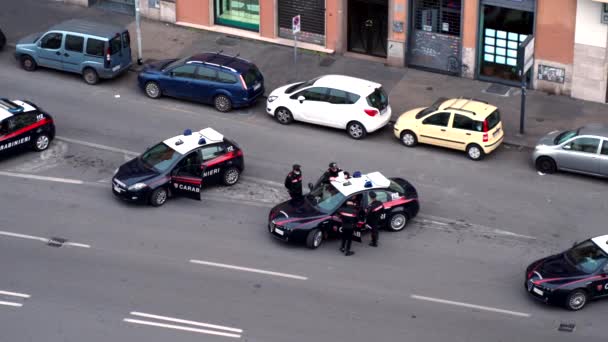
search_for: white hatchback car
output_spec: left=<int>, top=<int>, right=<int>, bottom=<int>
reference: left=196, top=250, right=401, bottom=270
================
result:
left=266, top=75, right=391, bottom=139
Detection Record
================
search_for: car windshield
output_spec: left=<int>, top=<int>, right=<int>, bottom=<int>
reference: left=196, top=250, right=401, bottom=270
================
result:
left=366, top=87, right=389, bottom=111
left=140, top=142, right=182, bottom=173
left=285, top=77, right=321, bottom=94
left=162, top=56, right=189, bottom=71
left=306, top=183, right=346, bottom=214
left=564, top=240, right=608, bottom=274
left=554, top=130, right=578, bottom=144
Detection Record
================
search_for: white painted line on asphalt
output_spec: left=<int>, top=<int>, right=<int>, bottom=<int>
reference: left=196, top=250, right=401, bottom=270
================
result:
left=123, top=319, right=241, bottom=338
left=190, top=259, right=308, bottom=281
left=241, top=176, right=284, bottom=188
left=0, top=301, right=22, bottom=308
left=55, top=136, right=138, bottom=156
left=0, top=171, right=84, bottom=185
left=0, top=230, right=91, bottom=249
left=411, top=294, right=531, bottom=318
left=417, top=214, right=537, bottom=240
left=0, top=290, right=31, bottom=299
left=129, top=312, right=243, bottom=333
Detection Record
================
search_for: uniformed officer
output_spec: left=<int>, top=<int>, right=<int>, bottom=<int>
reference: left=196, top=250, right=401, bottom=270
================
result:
left=337, top=200, right=358, bottom=256
left=316, top=162, right=343, bottom=187
left=365, top=191, right=385, bottom=247
left=284, top=164, right=303, bottom=202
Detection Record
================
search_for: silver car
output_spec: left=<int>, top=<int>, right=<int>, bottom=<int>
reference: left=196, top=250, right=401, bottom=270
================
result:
left=532, top=124, right=608, bottom=177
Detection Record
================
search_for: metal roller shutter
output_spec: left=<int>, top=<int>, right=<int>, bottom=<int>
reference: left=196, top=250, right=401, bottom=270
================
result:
left=278, top=0, right=325, bottom=35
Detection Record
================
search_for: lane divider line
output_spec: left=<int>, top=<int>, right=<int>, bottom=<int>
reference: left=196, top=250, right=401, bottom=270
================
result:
left=55, top=136, right=138, bottom=156
left=0, top=300, right=22, bottom=308
left=0, top=171, right=84, bottom=185
left=411, top=294, right=531, bottom=318
left=0, top=230, right=91, bottom=249
left=123, top=319, right=241, bottom=338
left=0, top=290, right=31, bottom=298
left=190, top=259, right=308, bottom=281
left=129, top=312, right=243, bottom=333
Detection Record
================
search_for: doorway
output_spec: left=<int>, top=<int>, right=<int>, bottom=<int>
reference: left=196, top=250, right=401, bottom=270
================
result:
left=347, top=0, right=388, bottom=58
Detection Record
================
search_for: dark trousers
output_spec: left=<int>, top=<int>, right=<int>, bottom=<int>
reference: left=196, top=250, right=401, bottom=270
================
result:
left=289, top=191, right=303, bottom=202
left=341, top=227, right=353, bottom=252
left=369, top=224, right=379, bottom=244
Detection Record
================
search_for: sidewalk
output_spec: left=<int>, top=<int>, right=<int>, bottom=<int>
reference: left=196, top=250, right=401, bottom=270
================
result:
left=2, top=1, right=607, bottom=148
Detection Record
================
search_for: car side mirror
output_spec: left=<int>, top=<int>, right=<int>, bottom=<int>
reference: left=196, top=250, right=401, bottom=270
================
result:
left=298, top=96, right=305, bottom=104
left=308, top=182, right=313, bottom=191
left=563, top=144, right=572, bottom=150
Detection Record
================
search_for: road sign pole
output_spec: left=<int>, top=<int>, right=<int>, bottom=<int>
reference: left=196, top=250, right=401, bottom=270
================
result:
left=134, top=0, right=143, bottom=65
left=294, top=32, right=298, bottom=79
left=520, top=77, right=526, bottom=135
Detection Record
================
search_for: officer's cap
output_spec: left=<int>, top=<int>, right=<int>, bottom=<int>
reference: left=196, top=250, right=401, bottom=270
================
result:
left=329, top=162, right=337, bottom=168
left=293, top=164, right=301, bottom=171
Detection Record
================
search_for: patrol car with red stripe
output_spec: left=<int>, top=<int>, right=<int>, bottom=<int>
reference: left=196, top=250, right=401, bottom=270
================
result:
left=112, top=128, right=244, bottom=207
left=0, top=98, right=55, bottom=155
left=525, top=235, right=608, bottom=311
left=268, top=171, right=419, bottom=249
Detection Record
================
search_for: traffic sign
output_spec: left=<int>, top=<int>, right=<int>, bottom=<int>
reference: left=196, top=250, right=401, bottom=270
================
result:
left=292, top=15, right=301, bottom=34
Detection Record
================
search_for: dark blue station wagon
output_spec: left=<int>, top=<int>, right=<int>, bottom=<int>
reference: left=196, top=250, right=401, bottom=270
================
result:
left=137, top=52, right=265, bottom=112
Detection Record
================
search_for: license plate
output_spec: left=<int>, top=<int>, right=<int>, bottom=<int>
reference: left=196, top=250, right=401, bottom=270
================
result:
left=112, top=65, right=121, bottom=72
left=113, top=185, right=123, bottom=193
left=533, top=287, right=544, bottom=296
left=274, top=228, right=284, bottom=236
left=493, top=127, right=501, bottom=137
left=253, top=83, right=261, bottom=91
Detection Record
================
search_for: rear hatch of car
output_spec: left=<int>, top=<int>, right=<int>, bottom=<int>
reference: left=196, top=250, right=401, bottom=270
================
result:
left=240, top=65, right=264, bottom=99
left=106, top=30, right=131, bottom=72
left=365, top=87, right=390, bottom=117
left=482, top=109, right=503, bottom=145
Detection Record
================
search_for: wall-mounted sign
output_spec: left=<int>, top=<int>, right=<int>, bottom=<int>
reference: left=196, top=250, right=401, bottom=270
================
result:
left=393, top=21, right=404, bottom=33
left=537, top=64, right=565, bottom=84
left=442, top=22, right=449, bottom=32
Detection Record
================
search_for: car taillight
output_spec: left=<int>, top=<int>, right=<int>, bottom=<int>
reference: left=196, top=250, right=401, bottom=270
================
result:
left=482, top=119, right=489, bottom=142
left=239, top=75, right=247, bottom=90
left=364, top=109, right=378, bottom=117
left=106, top=47, right=111, bottom=62
left=236, top=150, right=243, bottom=157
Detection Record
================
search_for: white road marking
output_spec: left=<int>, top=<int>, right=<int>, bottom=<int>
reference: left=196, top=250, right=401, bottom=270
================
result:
left=123, top=319, right=241, bottom=338
left=0, top=290, right=30, bottom=298
left=55, top=136, right=138, bottom=156
left=0, top=230, right=91, bottom=249
left=190, top=259, right=308, bottom=280
left=417, top=214, right=537, bottom=240
left=241, top=176, right=284, bottom=188
left=129, top=312, right=242, bottom=333
left=0, top=171, right=84, bottom=185
left=411, top=294, right=531, bottom=318
left=0, top=301, right=22, bottom=308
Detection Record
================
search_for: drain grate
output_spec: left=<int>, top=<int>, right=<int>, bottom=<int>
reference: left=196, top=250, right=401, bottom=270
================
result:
left=47, top=237, right=68, bottom=248
left=484, top=83, right=512, bottom=97
left=319, top=57, right=335, bottom=67
left=558, top=322, right=576, bottom=333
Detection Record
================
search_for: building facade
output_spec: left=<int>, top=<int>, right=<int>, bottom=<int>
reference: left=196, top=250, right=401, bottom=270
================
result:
left=66, top=0, right=608, bottom=103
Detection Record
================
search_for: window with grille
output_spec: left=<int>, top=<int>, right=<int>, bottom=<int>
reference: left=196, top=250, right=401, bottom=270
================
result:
left=414, top=0, right=461, bottom=36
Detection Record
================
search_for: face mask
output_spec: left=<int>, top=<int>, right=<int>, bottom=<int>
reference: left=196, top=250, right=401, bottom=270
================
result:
left=294, top=170, right=301, bottom=175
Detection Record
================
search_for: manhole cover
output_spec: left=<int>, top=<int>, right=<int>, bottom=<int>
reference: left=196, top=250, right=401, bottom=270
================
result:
left=216, top=36, right=239, bottom=46
left=484, top=83, right=512, bottom=96
left=558, top=322, right=576, bottom=332
left=319, top=57, right=335, bottom=67
left=47, top=237, right=68, bottom=248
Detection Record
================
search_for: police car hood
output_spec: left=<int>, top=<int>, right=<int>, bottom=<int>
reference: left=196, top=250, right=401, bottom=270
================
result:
left=269, top=198, right=327, bottom=226
left=530, top=253, right=587, bottom=285
left=115, top=157, right=159, bottom=186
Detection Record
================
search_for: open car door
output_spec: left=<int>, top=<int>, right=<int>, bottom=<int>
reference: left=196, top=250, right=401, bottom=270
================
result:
left=170, top=165, right=203, bottom=200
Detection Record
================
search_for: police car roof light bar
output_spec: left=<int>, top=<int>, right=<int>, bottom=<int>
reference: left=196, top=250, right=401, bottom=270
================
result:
left=353, top=171, right=362, bottom=178
left=198, top=138, right=206, bottom=145
left=183, top=129, right=192, bottom=136
left=364, top=180, right=373, bottom=188
left=0, top=99, right=24, bottom=114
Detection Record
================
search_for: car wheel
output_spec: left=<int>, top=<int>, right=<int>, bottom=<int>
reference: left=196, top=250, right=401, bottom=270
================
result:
left=144, top=81, right=162, bottom=99
left=33, top=134, right=51, bottom=152
left=214, top=95, right=232, bottom=112
left=536, top=157, right=556, bottom=174
left=82, top=68, right=100, bottom=85
left=275, top=107, right=294, bottom=125
left=565, top=289, right=588, bottom=311
left=20, top=55, right=37, bottom=71
left=149, top=187, right=168, bottom=207
left=466, top=144, right=485, bottom=161
left=400, top=130, right=418, bottom=147
left=222, top=167, right=240, bottom=186
left=388, top=213, right=408, bottom=232
left=306, top=229, right=323, bottom=249
left=347, top=121, right=367, bottom=140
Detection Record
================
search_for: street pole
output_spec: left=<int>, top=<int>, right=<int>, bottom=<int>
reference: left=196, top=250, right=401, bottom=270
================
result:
left=294, top=32, right=298, bottom=79
left=519, top=76, right=526, bottom=135
left=134, top=0, right=143, bottom=65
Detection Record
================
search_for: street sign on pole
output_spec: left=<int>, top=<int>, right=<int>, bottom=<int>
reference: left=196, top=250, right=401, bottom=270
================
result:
left=517, top=36, right=535, bottom=135
left=292, top=15, right=301, bottom=34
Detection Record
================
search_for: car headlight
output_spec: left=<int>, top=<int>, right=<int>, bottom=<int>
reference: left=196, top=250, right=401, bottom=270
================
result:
left=128, top=183, right=147, bottom=191
left=267, top=95, right=278, bottom=103
left=113, top=167, right=119, bottom=176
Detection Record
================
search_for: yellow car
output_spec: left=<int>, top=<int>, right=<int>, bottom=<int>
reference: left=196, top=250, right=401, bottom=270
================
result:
left=393, top=98, right=504, bottom=160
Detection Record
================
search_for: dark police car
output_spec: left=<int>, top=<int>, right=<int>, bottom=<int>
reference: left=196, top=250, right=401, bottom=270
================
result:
left=0, top=98, right=55, bottom=155
left=525, top=235, right=608, bottom=311
left=112, top=128, right=244, bottom=207
left=138, top=52, right=264, bottom=112
left=268, top=171, right=419, bottom=249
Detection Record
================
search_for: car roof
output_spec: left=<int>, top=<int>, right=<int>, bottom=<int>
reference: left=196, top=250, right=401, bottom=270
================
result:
left=591, top=235, right=608, bottom=254
left=49, top=19, right=126, bottom=38
left=439, top=98, right=498, bottom=118
left=186, top=53, right=254, bottom=74
left=578, top=124, right=608, bottom=138
left=163, top=128, right=225, bottom=155
left=331, top=171, right=391, bottom=197
left=0, top=99, right=37, bottom=121
left=313, top=75, right=381, bottom=95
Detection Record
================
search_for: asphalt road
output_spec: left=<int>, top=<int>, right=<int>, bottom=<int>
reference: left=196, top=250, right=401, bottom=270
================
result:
left=0, top=47, right=607, bottom=341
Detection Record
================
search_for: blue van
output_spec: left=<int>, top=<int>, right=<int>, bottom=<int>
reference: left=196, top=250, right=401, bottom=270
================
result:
left=14, top=19, right=132, bottom=85
left=137, top=52, right=265, bottom=112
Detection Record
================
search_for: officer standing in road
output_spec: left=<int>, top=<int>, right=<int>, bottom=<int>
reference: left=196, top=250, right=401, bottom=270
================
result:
left=337, top=200, right=358, bottom=256
left=365, top=191, right=384, bottom=247
left=284, top=164, right=303, bottom=202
